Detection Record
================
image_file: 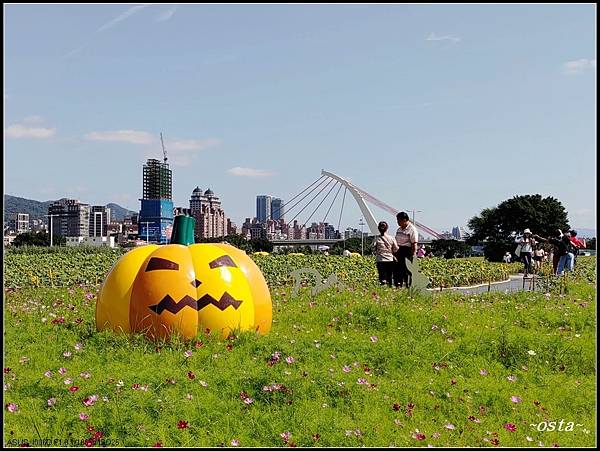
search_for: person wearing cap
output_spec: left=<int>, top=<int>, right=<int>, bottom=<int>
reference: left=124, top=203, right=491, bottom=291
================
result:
left=516, top=228, right=537, bottom=277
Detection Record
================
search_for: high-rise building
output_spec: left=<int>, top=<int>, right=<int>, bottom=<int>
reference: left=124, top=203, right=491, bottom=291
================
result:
left=143, top=159, right=172, bottom=200
left=48, top=199, right=90, bottom=238
left=271, top=198, right=284, bottom=221
left=256, top=195, right=271, bottom=223
left=9, top=213, right=30, bottom=234
left=89, top=206, right=111, bottom=237
left=189, top=187, right=227, bottom=239
left=139, top=158, right=174, bottom=244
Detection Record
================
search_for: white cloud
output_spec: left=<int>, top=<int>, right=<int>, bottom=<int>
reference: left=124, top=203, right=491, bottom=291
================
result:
left=426, top=32, right=461, bottom=43
left=156, top=7, right=177, bottom=22
left=5, top=124, right=56, bottom=139
left=227, top=167, right=274, bottom=178
left=22, top=115, right=45, bottom=124
left=563, top=58, right=596, bottom=75
left=97, top=5, right=151, bottom=33
left=85, top=130, right=155, bottom=145
left=169, top=138, right=220, bottom=151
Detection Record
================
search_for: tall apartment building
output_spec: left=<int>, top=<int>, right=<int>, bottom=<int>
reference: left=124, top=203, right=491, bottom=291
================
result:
left=89, top=206, right=111, bottom=237
left=189, top=187, right=226, bottom=240
left=48, top=199, right=91, bottom=238
left=139, top=158, right=174, bottom=244
left=256, top=195, right=271, bottom=223
left=9, top=213, right=30, bottom=234
left=271, top=198, right=284, bottom=221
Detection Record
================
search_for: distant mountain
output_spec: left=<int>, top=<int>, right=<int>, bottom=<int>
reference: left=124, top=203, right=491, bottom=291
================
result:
left=106, top=203, right=138, bottom=221
left=4, top=195, right=137, bottom=223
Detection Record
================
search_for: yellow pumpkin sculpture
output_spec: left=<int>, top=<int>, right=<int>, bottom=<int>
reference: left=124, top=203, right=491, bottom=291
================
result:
left=96, top=215, right=272, bottom=340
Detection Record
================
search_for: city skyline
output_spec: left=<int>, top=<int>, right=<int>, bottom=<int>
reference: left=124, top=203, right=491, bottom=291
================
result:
left=5, top=5, right=596, bottom=232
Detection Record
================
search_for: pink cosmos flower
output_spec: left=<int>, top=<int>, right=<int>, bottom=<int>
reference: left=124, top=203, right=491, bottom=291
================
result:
left=186, top=394, right=193, bottom=401
left=6, top=403, right=18, bottom=412
left=58, top=367, right=67, bottom=375
left=177, top=420, right=189, bottom=429
left=74, top=343, right=83, bottom=351
left=412, top=432, right=426, bottom=440
left=187, top=371, right=196, bottom=380
left=445, top=423, right=455, bottom=430
left=285, top=356, right=295, bottom=364
left=280, top=432, right=291, bottom=442
left=480, top=369, right=488, bottom=376
left=231, top=439, right=240, bottom=447
left=243, top=397, right=254, bottom=405
left=370, top=336, right=378, bottom=343
left=64, top=378, right=73, bottom=385
left=47, top=398, right=56, bottom=407
left=357, top=378, right=368, bottom=385
left=342, top=365, right=351, bottom=373
left=63, top=351, right=72, bottom=358
left=504, top=423, right=517, bottom=432
left=79, top=413, right=89, bottom=421
left=507, top=375, right=517, bottom=382
left=184, top=350, right=193, bottom=358
left=69, top=386, right=79, bottom=392
left=80, top=372, right=91, bottom=379
left=44, top=371, right=53, bottom=378
left=83, top=395, right=98, bottom=407
left=511, top=396, right=522, bottom=403
left=199, top=380, right=208, bottom=387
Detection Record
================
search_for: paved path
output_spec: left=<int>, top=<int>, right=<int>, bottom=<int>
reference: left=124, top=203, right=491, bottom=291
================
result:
left=428, top=275, right=542, bottom=295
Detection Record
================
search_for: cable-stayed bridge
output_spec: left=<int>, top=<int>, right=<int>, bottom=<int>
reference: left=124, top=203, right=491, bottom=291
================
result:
left=268, top=170, right=442, bottom=245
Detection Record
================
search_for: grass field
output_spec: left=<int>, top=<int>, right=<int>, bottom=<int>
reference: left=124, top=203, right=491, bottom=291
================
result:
left=3, top=255, right=596, bottom=447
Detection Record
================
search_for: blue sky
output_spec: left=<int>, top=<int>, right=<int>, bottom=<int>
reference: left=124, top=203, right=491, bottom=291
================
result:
left=4, top=4, right=596, bottom=234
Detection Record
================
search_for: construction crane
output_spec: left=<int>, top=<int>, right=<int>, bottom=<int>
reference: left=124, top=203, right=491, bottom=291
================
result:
left=160, top=132, right=168, bottom=164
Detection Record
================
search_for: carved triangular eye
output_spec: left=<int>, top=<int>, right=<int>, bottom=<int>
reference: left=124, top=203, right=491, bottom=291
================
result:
left=190, top=279, right=202, bottom=288
left=209, top=255, right=237, bottom=269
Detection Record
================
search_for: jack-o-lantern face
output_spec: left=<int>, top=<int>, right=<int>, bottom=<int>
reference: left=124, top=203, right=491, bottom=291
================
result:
left=96, top=231, right=272, bottom=340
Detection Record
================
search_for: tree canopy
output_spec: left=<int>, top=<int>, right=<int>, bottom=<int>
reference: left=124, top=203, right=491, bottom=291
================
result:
left=466, top=194, right=569, bottom=261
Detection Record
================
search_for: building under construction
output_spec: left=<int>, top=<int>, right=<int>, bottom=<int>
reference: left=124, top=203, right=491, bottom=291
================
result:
left=138, top=136, right=174, bottom=244
left=143, top=159, right=172, bottom=200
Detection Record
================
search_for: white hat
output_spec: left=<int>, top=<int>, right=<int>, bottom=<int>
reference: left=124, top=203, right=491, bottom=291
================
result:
left=523, top=228, right=531, bottom=234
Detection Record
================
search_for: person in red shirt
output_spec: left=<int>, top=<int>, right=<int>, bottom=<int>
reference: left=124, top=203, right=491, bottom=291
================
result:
left=569, top=230, right=586, bottom=270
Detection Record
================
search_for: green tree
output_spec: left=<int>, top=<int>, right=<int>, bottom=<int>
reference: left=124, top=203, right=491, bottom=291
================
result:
left=467, top=194, right=569, bottom=261
left=331, top=237, right=375, bottom=255
left=11, top=232, right=65, bottom=247
left=429, top=239, right=473, bottom=259
left=249, top=238, right=274, bottom=253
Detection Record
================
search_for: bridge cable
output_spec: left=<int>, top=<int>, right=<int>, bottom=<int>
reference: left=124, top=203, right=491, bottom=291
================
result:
left=322, top=182, right=343, bottom=225
left=274, top=176, right=330, bottom=220
left=287, top=178, right=336, bottom=225
left=301, top=180, right=340, bottom=230
left=337, top=186, right=347, bottom=234
left=270, top=175, right=326, bottom=220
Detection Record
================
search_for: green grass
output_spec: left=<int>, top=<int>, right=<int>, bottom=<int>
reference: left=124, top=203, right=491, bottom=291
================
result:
left=3, top=279, right=596, bottom=447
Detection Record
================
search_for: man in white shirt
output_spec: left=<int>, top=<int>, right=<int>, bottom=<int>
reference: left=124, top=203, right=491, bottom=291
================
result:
left=393, top=211, right=419, bottom=288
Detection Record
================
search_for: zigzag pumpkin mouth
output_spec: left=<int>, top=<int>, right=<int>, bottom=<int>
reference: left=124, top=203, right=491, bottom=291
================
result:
left=148, top=292, right=242, bottom=314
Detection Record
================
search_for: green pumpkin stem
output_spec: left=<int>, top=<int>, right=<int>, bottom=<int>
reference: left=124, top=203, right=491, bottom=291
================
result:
left=170, top=215, right=196, bottom=245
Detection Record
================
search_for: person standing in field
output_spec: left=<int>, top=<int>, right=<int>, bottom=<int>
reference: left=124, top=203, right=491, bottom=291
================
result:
left=417, top=244, right=426, bottom=258
left=535, top=231, right=574, bottom=275
left=393, top=211, right=419, bottom=288
left=372, top=221, right=398, bottom=286
left=516, top=228, right=536, bottom=278
left=568, top=230, right=586, bottom=271
left=532, top=244, right=545, bottom=272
